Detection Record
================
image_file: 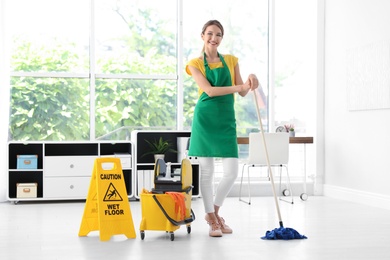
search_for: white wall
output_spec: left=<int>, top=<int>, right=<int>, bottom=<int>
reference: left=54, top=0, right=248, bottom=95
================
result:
left=323, top=0, right=390, bottom=208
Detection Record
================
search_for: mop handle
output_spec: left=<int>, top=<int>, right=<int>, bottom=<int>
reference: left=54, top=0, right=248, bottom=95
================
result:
left=253, top=90, right=284, bottom=227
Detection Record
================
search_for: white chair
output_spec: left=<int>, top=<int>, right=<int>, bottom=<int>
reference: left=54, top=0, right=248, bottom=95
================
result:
left=239, top=132, right=294, bottom=205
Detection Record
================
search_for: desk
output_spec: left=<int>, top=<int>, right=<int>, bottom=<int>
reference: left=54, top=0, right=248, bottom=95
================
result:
left=237, top=136, right=313, bottom=145
left=237, top=136, right=314, bottom=200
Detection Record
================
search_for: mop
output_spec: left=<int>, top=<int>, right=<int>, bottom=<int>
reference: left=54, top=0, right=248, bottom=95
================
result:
left=252, top=89, right=307, bottom=240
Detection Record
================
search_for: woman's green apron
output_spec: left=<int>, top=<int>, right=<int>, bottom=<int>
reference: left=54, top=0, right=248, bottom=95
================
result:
left=189, top=53, right=238, bottom=158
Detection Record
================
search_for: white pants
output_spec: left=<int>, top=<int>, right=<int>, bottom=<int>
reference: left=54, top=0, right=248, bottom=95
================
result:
left=198, top=157, right=238, bottom=213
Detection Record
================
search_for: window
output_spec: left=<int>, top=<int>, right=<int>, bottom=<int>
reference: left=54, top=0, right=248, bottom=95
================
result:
left=94, top=0, right=178, bottom=139
left=6, top=0, right=316, bottom=150
left=7, top=0, right=179, bottom=141
left=274, top=0, right=317, bottom=135
left=8, top=0, right=90, bottom=141
left=273, top=0, right=317, bottom=179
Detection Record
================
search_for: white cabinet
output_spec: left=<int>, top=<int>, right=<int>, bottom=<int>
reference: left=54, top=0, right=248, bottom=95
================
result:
left=43, top=155, right=97, bottom=198
left=7, top=141, right=133, bottom=202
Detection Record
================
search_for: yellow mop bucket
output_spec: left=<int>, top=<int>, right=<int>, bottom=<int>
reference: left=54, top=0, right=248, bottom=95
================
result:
left=139, top=158, right=195, bottom=241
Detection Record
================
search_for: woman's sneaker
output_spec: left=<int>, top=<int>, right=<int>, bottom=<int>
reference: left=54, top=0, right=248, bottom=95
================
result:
left=216, top=216, right=233, bottom=234
left=205, top=215, right=223, bottom=237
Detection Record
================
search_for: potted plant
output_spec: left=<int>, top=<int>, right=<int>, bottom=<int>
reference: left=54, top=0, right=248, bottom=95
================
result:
left=284, top=124, right=295, bottom=137
left=142, top=137, right=177, bottom=161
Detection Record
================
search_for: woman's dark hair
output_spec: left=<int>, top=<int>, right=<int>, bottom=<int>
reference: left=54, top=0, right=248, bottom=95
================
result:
left=201, top=20, right=224, bottom=37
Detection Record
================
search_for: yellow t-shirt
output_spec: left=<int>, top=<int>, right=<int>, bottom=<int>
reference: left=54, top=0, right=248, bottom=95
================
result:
left=186, top=54, right=238, bottom=96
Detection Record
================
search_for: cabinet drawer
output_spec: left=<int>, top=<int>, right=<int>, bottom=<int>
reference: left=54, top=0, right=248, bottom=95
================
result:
left=44, top=177, right=90, bottom=198
left=45, top=156, right=97, bottom=177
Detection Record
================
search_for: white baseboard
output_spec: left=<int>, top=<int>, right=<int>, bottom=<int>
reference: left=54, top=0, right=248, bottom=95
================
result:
left=323, top=184, right=390, bottom=211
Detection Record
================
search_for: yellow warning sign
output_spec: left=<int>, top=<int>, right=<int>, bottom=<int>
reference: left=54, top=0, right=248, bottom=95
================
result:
left=78, top=157, right=136, bottom=241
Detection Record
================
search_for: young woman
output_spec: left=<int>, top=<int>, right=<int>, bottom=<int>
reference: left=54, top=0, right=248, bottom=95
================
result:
left=186, top=20, right=259, bottom=237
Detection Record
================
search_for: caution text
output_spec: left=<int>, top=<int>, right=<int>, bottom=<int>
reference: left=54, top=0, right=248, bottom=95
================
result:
left=100, top=174, right=122, bottom=180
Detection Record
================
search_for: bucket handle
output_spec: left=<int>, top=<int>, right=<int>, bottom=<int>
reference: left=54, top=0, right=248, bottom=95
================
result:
left=152, top=195, right=196, bottom=226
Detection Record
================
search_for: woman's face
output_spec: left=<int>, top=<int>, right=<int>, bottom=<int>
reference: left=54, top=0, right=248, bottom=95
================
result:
left=202, top=25, right=223, bottom=50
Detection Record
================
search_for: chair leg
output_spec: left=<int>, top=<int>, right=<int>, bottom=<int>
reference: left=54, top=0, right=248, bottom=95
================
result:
left=285, top=166, right=294, bottom=204
left=279, top=165, right=294, bottom=204
left=278, top=166, right=283, bottom=196
left=239, top=164, right=251, bottom=205
left=247, top=165, right=252, bottom=204
left=278, top=166, right=287, bottom=197
left=239, top=165, right=245, bottom=200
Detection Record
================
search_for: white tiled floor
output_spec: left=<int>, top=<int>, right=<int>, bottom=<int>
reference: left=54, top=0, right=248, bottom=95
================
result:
left=1, top=196, right=390, bottom=260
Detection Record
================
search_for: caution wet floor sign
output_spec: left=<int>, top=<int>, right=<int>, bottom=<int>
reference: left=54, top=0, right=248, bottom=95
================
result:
left=78, top=158, right=136, bottom=241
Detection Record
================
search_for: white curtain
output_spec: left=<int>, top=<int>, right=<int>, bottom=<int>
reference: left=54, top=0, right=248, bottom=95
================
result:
left=0, top=1, right=10, bottom=202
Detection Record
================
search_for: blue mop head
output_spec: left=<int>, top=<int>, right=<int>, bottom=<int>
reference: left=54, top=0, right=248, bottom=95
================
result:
left=261, top=227, right=307, bottom=240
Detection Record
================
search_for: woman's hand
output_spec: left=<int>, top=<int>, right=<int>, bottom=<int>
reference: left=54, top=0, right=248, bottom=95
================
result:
left=242, top=80, right=251, bottom=92
left=248, top=74, right=259, bottom=90
left=237, top=77, right=255, bottom=97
